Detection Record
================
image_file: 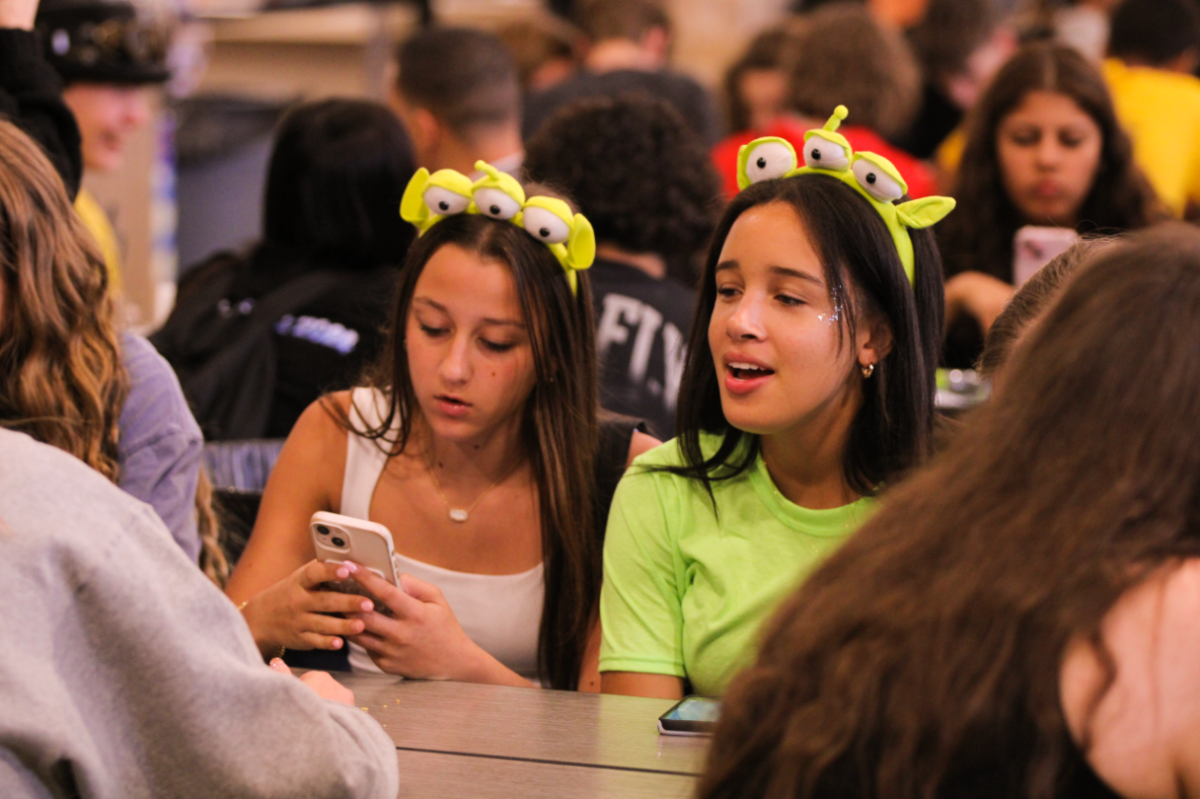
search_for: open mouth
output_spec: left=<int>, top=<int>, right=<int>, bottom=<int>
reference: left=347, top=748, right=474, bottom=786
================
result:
left=436, top=395, right=471, bottom=407
left=728, top=362, right=775, bottom=380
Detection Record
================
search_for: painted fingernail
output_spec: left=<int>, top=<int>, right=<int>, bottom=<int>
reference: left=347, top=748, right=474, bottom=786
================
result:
left=343, top=561, right=358, bottom=573
left=336, top=568, right=349, bottom=579
left=331, top=637, right=343, bottom=649
left=361, top=600, right=373, bottom=611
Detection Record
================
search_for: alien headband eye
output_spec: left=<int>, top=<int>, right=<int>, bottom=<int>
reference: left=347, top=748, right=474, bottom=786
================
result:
left=399, top=161, right=596, bottom=295
left=734, top=105, right=956, bottom=284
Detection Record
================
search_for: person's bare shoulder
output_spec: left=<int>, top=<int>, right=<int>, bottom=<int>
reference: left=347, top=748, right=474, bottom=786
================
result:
left=1060, top=559, right=1200, bottom=799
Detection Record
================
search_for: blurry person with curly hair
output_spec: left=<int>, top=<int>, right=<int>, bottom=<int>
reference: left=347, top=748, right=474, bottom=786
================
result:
left=524, top=94, right=720, bottom=437
left=711, top=4, right=935, bottom=200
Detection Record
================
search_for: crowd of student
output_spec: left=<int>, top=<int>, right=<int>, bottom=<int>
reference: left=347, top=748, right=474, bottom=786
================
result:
left=4, top=0, right=1200, bottom=796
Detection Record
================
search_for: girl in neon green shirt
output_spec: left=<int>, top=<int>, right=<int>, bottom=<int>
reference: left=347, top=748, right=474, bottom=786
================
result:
left=599, top=129, right=953, bottom=698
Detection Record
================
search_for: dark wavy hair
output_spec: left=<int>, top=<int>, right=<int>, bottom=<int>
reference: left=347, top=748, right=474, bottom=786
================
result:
left=669, top=174, right=943, bottom=499
left=335, top=213, right=599, bottom=691
left=262, top=99, right=416, bottom=266
left=697, top=223, right=1200, bottom=799
left=523, top=94, right=720, bottom=282
left=939, top=43, right=1161, bottom=282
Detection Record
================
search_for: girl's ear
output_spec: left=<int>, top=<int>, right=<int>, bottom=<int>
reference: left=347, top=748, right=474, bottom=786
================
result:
left=857, top=313, right=894, bottom=372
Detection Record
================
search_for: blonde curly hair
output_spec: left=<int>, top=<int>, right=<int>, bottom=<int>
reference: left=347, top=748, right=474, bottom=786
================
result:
left=0, top=119, right=228, bottom=585
left=0, top=119, right=127, bottom=480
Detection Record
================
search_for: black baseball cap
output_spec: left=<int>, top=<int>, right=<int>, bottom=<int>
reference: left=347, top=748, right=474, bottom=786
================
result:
left=36, top=0, right=170, bottom=85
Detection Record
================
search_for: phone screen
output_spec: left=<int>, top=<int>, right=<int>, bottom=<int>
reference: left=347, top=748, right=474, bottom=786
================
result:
left=658, top=696, right=721, bottom=735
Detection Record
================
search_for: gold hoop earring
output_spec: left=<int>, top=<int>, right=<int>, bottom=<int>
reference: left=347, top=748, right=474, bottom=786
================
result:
left=861, top=362, right=875, bottom=378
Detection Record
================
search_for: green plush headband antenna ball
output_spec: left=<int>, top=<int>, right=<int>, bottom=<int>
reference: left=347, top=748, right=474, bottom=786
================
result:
left=735, top=105, right=955, bottom=284
left=400, top=161, right=595, bottom=295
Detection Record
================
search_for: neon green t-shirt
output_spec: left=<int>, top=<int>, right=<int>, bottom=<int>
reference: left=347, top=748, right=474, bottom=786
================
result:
left=599, top=433, right=875, bottom=697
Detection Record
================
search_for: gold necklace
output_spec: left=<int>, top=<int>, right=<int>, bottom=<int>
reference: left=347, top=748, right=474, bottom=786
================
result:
left=426, top=457, right=521, bottom=523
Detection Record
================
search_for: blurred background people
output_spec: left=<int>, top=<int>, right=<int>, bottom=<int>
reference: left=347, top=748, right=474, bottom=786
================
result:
left=711, top=4, right=935, bottom=200
left=35, top=0, right=170, bottom=292
left=152, top=99, right=416, bottom=441
left=696, top=225, right=1200, bottom=799
left=720, top=27, right=796, bottom=136
left=523, top=0, right=721, bottom=146
left=790, top=0, right=933, bottom=28
left=937, top=42, right=1160, bottom=367
left=497, top=13, right=581, bottom=95
left=391, top=26, right=523, bottom=175
left=0, top=0, right=80, bottom=198
left=524, top=94, right=721, bottom=439
left=895, top=0, right=1016, bottom=161
left=1031, top=0, right=1120, bottom=61
left=1102, top=0, right=1200, bottom=219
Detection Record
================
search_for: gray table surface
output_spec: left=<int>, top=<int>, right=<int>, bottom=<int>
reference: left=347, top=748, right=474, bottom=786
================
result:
left=337, top=673, right=710, bottom=778
left=394, top=750, right=699, bottom=799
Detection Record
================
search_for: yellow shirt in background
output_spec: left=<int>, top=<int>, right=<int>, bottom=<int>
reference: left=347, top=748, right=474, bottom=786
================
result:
left=74, top=188, right=122, bottom=293
left=1103, top=58, right=1200, bottom=217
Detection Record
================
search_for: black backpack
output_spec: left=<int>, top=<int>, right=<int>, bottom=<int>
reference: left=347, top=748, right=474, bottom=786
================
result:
left=151, top=254, right=351, bottom=441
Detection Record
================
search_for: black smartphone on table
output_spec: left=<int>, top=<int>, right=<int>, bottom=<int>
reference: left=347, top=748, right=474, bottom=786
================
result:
left=657, top=696, right=721, bottom=736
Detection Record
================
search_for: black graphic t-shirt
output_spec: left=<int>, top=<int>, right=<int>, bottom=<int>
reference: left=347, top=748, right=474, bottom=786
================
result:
left=588, top=259, right=695, bottom=440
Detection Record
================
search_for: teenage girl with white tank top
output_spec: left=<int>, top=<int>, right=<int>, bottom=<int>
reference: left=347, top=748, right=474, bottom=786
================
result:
left=226, top=174, right=658, bottom=691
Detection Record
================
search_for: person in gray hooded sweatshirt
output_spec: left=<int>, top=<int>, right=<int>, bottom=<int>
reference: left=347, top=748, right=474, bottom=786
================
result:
left=0, top=427, right=399, bottom=799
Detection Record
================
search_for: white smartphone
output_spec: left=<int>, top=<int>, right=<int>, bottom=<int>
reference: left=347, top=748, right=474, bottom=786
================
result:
left=310, top=511, right=401, bottom=606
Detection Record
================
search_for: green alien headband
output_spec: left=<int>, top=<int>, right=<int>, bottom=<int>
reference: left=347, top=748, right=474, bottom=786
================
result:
left=400, top=161, right=596, bottom=295
left=735, top=105, right=956, bottom=284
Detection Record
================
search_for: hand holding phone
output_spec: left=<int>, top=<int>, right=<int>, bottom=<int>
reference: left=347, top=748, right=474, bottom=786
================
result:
left=240, top=559, right=372, bottom=654
left=310, top=511, right=401, bottom=608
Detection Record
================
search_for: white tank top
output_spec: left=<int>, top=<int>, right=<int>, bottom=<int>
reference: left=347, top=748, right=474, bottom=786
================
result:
left=340, top=387, right=544, bottom=681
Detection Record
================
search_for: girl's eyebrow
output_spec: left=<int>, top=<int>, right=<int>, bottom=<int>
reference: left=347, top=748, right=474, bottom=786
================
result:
left=412, top=296, right=445, bottom=312
left=413, top=296, right=524, bottom=328
left=769, top=265, right=825, bottom=287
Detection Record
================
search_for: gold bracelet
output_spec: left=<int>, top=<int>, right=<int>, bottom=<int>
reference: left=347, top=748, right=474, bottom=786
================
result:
left=277, top=646, right=287, bottom=661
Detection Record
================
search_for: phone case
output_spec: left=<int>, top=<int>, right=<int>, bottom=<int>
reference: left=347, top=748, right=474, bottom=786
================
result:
left=656, top=696, right=720, bottom=736
left=310, top=511, right=401, bottom=609
left=656, top=720, right=713, bottom=737
left=1012, top=226, right=1079, bottom=287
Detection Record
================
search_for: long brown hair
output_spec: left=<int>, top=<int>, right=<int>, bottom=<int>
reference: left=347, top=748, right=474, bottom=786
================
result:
left=0, top=119, right=127, bottom=480
left=697, top=224, right=1200, bottom=799
left=939, top=43, right=1161, bottom=283
left=334, top=213, right=599, bottom=690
